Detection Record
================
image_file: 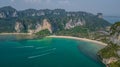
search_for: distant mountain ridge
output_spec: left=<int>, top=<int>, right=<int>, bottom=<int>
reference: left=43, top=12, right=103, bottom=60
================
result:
left=0, top=6, right=66, bottom=18
left=0, top=6, right=111, bottom=35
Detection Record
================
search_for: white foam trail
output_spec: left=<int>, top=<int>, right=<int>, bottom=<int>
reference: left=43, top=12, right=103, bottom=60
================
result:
left=28, top=52, right=52, bottom=59
left=35, top=46, right=48, bottom=49
left=16, top=46, right=34, bottom=48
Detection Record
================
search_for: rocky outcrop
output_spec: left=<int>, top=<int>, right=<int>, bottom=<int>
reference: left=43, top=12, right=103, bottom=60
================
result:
left=34, top=19, right=52, bottom=33
left=99, top=22, right=120, bottom=67
left=27, top=19, right=52, bottom=34
left=65, top=18, right=85, bottom=29
left=41, top=19, right=52, bottom=33
left=12, top=11, right=18, bottom=17
left=15, top=22, right=24, bottom=33
left=0, top=12, right=6, bottom=18
left=103, top=57, right=118, bottom=65
left=14, top=19, right=52, bottom=34
left=110, top=22, right=120, bottom=46
left=97, top=13, right=103, bottom=19
left=0, top=6, right=111, bottom=33
left=0, top=6, right=18, bottom=18
left=33, top=23, right=42, bottom=33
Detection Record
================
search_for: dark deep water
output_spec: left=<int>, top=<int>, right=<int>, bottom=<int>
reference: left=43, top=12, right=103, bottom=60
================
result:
left=0, top=35, right=105, bottom=67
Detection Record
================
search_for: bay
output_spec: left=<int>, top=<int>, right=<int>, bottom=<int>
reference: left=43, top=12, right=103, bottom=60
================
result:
left=0, top=35, right=105, bottom=67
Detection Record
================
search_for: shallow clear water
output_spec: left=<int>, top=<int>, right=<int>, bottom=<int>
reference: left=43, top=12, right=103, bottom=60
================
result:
left=0, top=35, right=105, bottom=67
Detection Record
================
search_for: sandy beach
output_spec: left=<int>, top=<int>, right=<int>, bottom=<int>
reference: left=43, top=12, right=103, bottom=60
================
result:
left=47, top=35, right=107, bottom=46
left=0, top=33, right=32, bottom=35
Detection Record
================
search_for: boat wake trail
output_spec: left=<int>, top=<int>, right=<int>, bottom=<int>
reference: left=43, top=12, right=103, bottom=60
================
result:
left=35, top=46, right=48, bottom=49
left=16, top=46, right=34, bottom=48
left=28, top=52, right=53, bottom=59
left=28, top=48, right=56, bottom=59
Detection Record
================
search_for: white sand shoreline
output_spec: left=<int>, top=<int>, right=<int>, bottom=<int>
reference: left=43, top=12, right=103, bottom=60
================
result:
left=47, top=35, right=107, bottom=46
left=0, top=33, right=107, bottom=46
left=0, top=33, right=32, bottom=35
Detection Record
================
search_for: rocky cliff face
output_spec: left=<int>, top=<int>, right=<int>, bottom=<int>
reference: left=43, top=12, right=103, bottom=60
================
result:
left=41, top=19, right=52, bottom=33
left=0, top=6, right=111, bottom=33
left=15, top=22, right=24, bottom=33
left=99, top=22, right=120, bottom=67
left=110, top=22, right=120, bottom=46
left=102, top=57, right=118, bottom=65
left=65, top=18, right=85, bottom=29
left=34, top=19, right=52, bottom=34
left=0, top=6, right=18, bottom=18
left=15, top=19, right=52, bottom=34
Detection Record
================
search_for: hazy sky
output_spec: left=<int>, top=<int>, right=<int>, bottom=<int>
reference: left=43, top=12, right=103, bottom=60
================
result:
left=0, top=0, right=120, bottom=16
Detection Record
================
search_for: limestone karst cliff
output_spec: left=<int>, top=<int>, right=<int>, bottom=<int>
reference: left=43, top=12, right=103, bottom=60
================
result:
left=0, top=6, right=111, bottom=34
left=15, top=22, right=24, bottom=33
left=14, top=19, right=52, bottom=34
left=0, top=6, right=18, bottom=18
left=34, top=19, right=52, bottom=34
left=65, top=18, right=85, bottom=29
left=99, top=22, right=120, bottom=67
left=110, top=22, right=120, bottom=46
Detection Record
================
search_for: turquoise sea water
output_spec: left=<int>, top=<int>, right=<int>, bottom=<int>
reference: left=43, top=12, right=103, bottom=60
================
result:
left=0, top=35, right=105, bottom=67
